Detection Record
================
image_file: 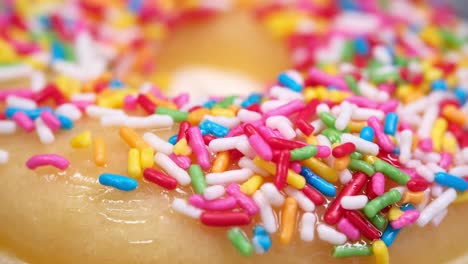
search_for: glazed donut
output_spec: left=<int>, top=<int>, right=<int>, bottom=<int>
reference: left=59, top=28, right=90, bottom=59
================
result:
left=1, top=1, right=468, bottom=264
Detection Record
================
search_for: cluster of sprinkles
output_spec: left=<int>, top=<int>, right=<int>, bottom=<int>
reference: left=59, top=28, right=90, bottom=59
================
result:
left=1, top=0, right=468, bottom=262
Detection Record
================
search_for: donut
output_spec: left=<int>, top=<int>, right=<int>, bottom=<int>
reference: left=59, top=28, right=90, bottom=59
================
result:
left=1, top=1, right=468, bottom=264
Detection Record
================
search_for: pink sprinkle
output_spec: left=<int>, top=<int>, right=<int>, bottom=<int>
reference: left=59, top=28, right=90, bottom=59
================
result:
left=378, top=83, right=396, bottom=94
left=263, top=99, right=305, bottom=119
left=173, top=93, right=189, bottom=108
left=71, top=100, right=92, bottom=111
left=12, top=111, right=35, bottom=132
left=0, top=89, right=34, bottom=101
left=371, top=172, right=385, bottom=196
left=257, top=125, right=283, bottom=140
left=418, top=138, right=433, bottom=152
left=228, top=120, right=263, bottom=137
left=379, top=99, right=399, bottom=113
left=40, top=111, right=61, bottom=131
left=337, top=218, right=361, bottom=241
left=169, top=154, right=191, bottom=170
left=316, top=145, right=331, bottom=158
left=123, top=95, right=138, bottom=111
left=399, top=122, right=413, bottom=132
left=26, top=154, right=70, bottom=170
left=307, top=68, right=349, bottom=91
left=248, top=134, right=273, bottom=161
left=346, top=96, right=379, bottom=109
left=391, top=209, right=420, bottom=229
left=439, top=152, right=453, bottom=170
left=401, top=168, right=418, bottom=179
left=290, top=161, right=302, bottom=173
left=149, top=86, right=167, bottom=100
left=187, top=127, right=211, bottom=170
left=189, top=194, right=237, bottom=211
left=226, top=183, right=259, bottom=215
left=368, top=116, right=394, bottom=152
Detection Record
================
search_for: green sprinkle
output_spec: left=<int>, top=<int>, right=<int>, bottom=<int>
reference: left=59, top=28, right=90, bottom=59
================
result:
left=62, top=43, right=75, bottom=61
left=341, top=40, right=355, bottom=62
left=319, top=112, right=336, bottom=129
left=369, top=213, right=387, bottom=230
left=228, top=228, right=253, bottom=257
left=333, top=245, right=373, bottom=258
left=214, top=95, right=236, bottom=108
left=344, top=74, right=361, bottom=95
left=156, top=107, right=188, bottom=122
left=348, top=159, right=375, bottom=176
left=322, top=128, right=342, bottom=144
left=291, top=145, right=318, bottom=161
left=439, top=29, right=462, bottom=49
left=350, top=151, right=363, bottom=160
left=189, top=164, right=206, bottom=194
left=374, top=159, right=410, bottom=185
left=364, top=189, right=402, bottom=218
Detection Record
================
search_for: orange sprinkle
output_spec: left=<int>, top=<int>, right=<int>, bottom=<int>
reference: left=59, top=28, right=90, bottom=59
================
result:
left=442, top=105, right=466, bottom=126
left=146, top=93, right=177, bottom=109
left=188, top=108, right=210, bottom=125
left=280, top=197, right=298, bottom=244
left=119, top=126, right=149, bottom=150
left=400, top=191, right=425, bottom=205
left=333, top=156, right=350, bottom=171
left=93, top=137, right=107, bottom=167
left=211, top=151, right=230, bottom=173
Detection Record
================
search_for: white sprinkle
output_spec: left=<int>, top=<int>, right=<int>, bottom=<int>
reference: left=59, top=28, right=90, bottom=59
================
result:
left=266, top=116, right=296, bottom=139
left=335, top=101, right=352, bottom=131
left=341, top=195, right=368, bottom=210
left=0, top=64, right=33, bottom=80
left=339, top=169, right=353, bottom=184
left=154, top=152, right=191, bottom=185
left=205, top=168, right=253, bottom=185
left=269, top=85, right=304, bottom=101
left=172, top=198, right=202, bottom=219
left=31, top=71, right=46, bottom=92
left=6, top=95, right=37, bottom=109
left=416, top=165, right=435, bottom=182
left=284, top=186, right=315, bottom=212
left=238, top=157, right=270, bottom=177
left=317, top=224, right=347, bottom=245
left=101, top=114, right=127, bottom=127
left=398, top=130, right=413, bottom=164
left=358, top=81, right=389, bottom=102
left=260, top=183, right=285, bottom=207
left=316, top=103, right=330, bottom=114
left=351, top=107, right=385, bottom=121
left=203, top=185, right=226, bottom=200
left=85, top=105, right=124, bottom=118
left=417, top=105, right=439, bottom=138
left=55, top=103, right=82, bottom=121
left=449, top=166, right=468, bottom=177
left=431, top=184, right=444, bottom=197
left=253, top=190, right=277, bottom=233
left=235, top=138, right=256, bottom=158
left=125, top=114, right=173, bottom=129
left=203, top=115, right=240, bottom=129
left=311, top=119, right=325, bottom=135
left=35, top=117, right=55, bottom=144
left=209, top=135, right=245, bottom=153
left=300, top=212, right=316, bottom=242
left=427, top=162, right=445, bottom=173
left=417, top=188, right=457, bottom=227
left=71, top=93, right=96, bottom=102
left=261, top=100, right=288, bottom=113
left=0, top=150, right=9, bottom=164
left=143, top=132, right=173, bottom=155
left=237, top=109, right=262, bottom=122
left=0, top=120, right=16, bottom=134
left=341, top=133, right=379, bottom=155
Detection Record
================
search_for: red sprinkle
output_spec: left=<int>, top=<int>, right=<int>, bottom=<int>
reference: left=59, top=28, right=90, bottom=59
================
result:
left=143, top=168, right=178, bottom=190
left=324, top=172, right=367, bottom=225
left=296, top=118, right=315, bottom=136
left=202, top=134, right=216, bottom=145
left=301, top=184, right=325, bottom=206
left=137, top=94, right=156, bottom=114
left=243, top=123, right=258, bottom=137
left=201, top=211, right=251, bottom=227
left=407, top=178, right=430, bottom=192
left=332, top=142, right=356, bottom=158
left=267, top=137, right=307, bottom=150
left=344, top=210, right=382, bottom=240
left=275, top=150, right=290, bottom=190
left=177, top=121, right=191, bottom=141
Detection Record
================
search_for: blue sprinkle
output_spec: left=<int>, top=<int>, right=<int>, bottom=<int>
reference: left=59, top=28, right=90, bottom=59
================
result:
left=454, top=87, right=467, bottom=105
left=109, top=79, right=124, bottom=89
left=51, top=40, right=65, bottom=61
left=278, top=72, right=302, bottom=92
left=168, top=134, right=178, bottom=145
left=431, top=79, right=448, bottom=91
left=354, top=36, right=369, bottom=55
left=435, top=172, right=468, bottom=192
left=203, top=99, right=217, bottom=109
left=360, top=126, right=374, bottom=142
left=300, top=166, right=336, bottom=197
left=5, top=107, right=52, bottom=120
left=57, top=115, right=74, bottom=130
left=327, top=86, right=338, bottom=91
left=339, top=0, right=358, bottom=11
left=384, top=112, right=398, bottom=135
left=128, top=0, right=143, bottom=13
left=241, top=93, right=261, bottom=108
left=381, top=224, right=401, bottom=247
left=393, top=148, right=400, bottom=155
left=400, top=203, right=415, bottom=211
left=39, top=16, right=51, bottom=28
left=99, top=173, right=138, bottom=191
left=199, top=120, right=229, bottom=138
left=252, top=225, right=272, bottom=253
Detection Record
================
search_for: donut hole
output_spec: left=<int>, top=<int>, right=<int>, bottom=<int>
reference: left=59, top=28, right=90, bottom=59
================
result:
left=156, top=10, right=290, bottom=98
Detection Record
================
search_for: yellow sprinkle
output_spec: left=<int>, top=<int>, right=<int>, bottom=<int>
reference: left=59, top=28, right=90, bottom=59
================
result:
left=315, top=87, right=328, bottom=100
left=301, top=157, right=338, bottom=183
left=442, top=134, right=457, bottom=154
left=373, top=240, right=389, bottom=264
left=322, top=64, right=338, bottom=75
left=431, top=118, right=447, bottom=152
left=253, top=156, right=305, bottom=189
left=211, top=107, right=235, bottom=117
left=240, top=175, right=264, bottom=196
left=55, top=75, right=81, bottom=99
left=454, top=191, right=468, bottom=204
left=348, top=121, right=367, bottom=133
left=97, top=90, right=131, bottom=108
left=424, top=67, right=443, bottom=83
left=70, top=130, right=91, bottom=149
left=128, top=148, right=142, bottom=179
left=173, top=138, right=192, bottom=156
left=0, top=40, right=18, bottom=63
left=305, top=135, right=318, bottom=145
left=388, top=207, right=404, bottom=221
left=304, top=88, right=317, bottom=101
left=140, top=147, right=154, bottom=170
left=263, top=10, right=301, bottom=38
left=363, top=155, right=378, bottom=165
left=420, top=26, right=442, bottom=48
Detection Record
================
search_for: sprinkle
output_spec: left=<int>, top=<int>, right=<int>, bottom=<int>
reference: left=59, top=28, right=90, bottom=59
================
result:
left=417, top=188, right=457, bottom=226
left=226, top=183, right=259, bottom=215
left=337, top=218, right=360, bottom=241
left=300, top=212, right=316, bottom=242
left=434, top=172, right=468, bottom=192
left=253, top=157, right=306, bottom=189
left=333, top=245, right=372, bottom=258
left=211, top=151, right=231, bottom=173
left=341, top=133, right=379, bottom=155
left=143, top=168, right=177, bottom=190
left=142, top=132, right=173, bottom=155
left=99, top=173, right=138, bottom=191
left=201, top=211, right=251, bottom=227
left=228, top=228, right=254, bottom=257
left=260, top=183, right=285, bottom=207
left=279, top=197, right=298, bottom=244
left=70, top=130, right=91, bottom=148
left=93, top=137, right=107, bottom=167
left=203, top=185, right=226, bottom=200
left=0, top=150, right=9, bottom=164
left=344, top=210, right=381, bottom=240
left=35, top=117, right=55, bottom=144
left=172, top=198, right=202, bottom=219
left=374, top=159, right=410, bottom=185
left=364, top=189, right=402, bottom=218
left=240, top=175, right=264, bottom=195
left=300, top=166, right=336, bottom=197
left=119, top=126, right=149, bottom=150
left=341, top=195, right=368, bottom=210
left=26, top=154, right=69, bottom=170
left=0, top=120, right=16, bottom=134
left=12, top=111, right=35, bottom=132
left=373, top=240, right=389, bottom=264
left=301, top=157, right=338, bottom=183
left=40, top=111, right=61, bottom=131
left=253, top=190, right=277, bottom=233
left=317, top=224, right=347, bottom=245
left=187, top=126, right=211, bottom=170
left=154, top=152, right=191, bottom=186
left=252, top=226, right=272, bottom=254
left=189, top=195, right=237, bottom=211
